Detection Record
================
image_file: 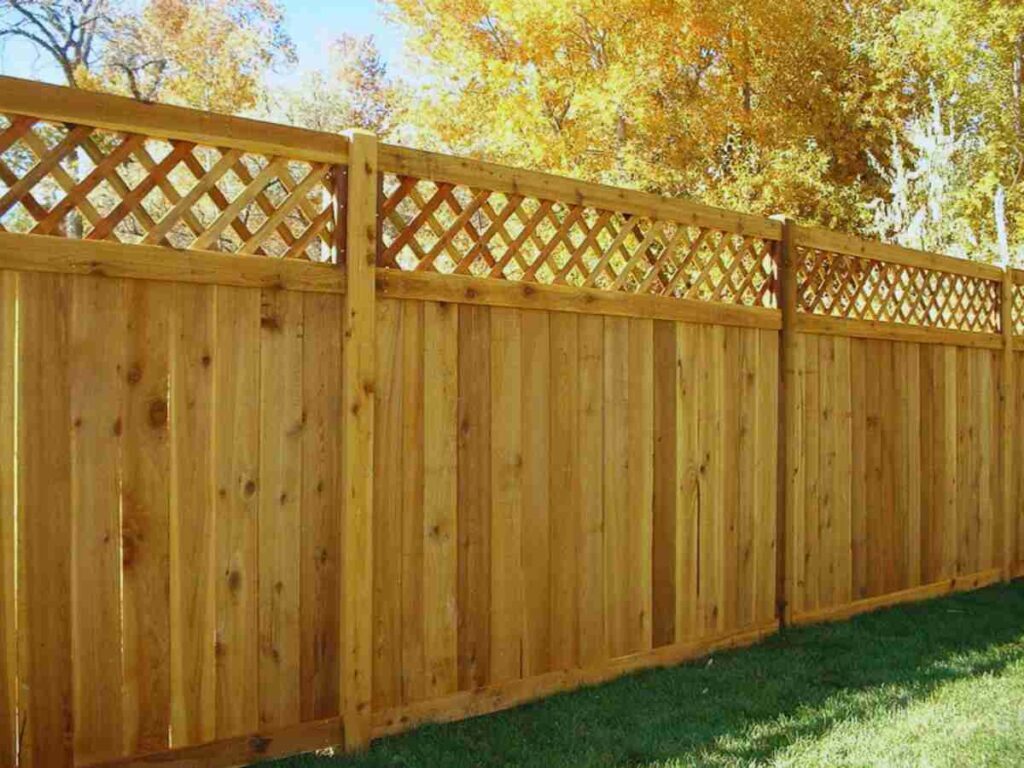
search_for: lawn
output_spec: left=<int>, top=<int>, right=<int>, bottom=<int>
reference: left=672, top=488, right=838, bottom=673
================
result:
left=265, top=582, right=1024, bottom=767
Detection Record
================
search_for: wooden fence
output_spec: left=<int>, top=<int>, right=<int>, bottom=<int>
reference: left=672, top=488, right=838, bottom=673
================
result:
left=0, top=76, right=1019, bottom=767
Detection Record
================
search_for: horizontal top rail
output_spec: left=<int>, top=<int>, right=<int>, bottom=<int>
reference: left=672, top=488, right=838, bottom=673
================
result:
left=794, top=224, right=1002, bottom=282
left=378, top=144, right=782, bottom=241
left=0, top=76, right=349, bottom=165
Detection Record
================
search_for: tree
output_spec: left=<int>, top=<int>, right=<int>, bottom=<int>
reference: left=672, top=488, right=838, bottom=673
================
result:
left=866, top=94, right=983, bottom=260
left=876, top=0, right=1024, bottom=257
left=0, top=0, right=113, bottom=85
left=0, top=0, right=295, bottom=113
left=386, top=0, right=913, bottom=229
left=273, top=34, right=400, bottom=135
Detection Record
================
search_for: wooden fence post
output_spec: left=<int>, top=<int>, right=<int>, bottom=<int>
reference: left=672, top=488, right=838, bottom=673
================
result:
left=338, top=130, right=377, bottom=751
left=775, top=217, right=797, bottom=626
left=1001, top=267, right=1015, bottom=580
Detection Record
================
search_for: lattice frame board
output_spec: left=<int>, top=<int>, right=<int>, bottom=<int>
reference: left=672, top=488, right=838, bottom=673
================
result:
left=796, top=245, right=1001, bottom=334
left=0, top=113, right=336, bottom=261
left=378, top=174, right=780, bottom=307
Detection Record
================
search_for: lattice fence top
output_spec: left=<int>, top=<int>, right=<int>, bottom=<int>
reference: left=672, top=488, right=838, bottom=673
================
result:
left=796, top=245, right=1001, bottom=334
left=1013, top=281, right=1024, bottom=336
left=0, top=113, right=335, bottom=261
left=378, top=174, right=779, bottom=307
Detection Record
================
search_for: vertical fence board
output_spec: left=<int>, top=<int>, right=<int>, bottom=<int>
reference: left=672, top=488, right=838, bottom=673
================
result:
left=400, top=301, right=425, bottom=704
left=789, top=333, right=807, bottom=614
left=212, top=286, right=260, bottom=738
left=957, top=347, right=975, bottom=576
left=603, top=316, right=629, bottom=656
left=122, top=280, right=172, bottom=755
left=578, top=314, right=605, bottom=664
left=373, top=298, right=403, bottom=709
left=677, top=324, right=701, bottom=640
left=0, top=272, right=15, bottom=767
left=521, top=310, right=551, bottom=676
left=803, top=335, right=820, bottom=611
left=978, top=351, right=995, bottom=571
left=422, top=301, right=458, bottom=698
left=170, top=283, right=216, bottom=747
left=737, top=329, right=757, bottom=629
left=904, top=344, right=922, bottom=588
left=490, top=307, right=523, bottom=682
left=18, top=272, right=73, bottom=768
left=628, top=318, right=654, bottom=651
left=818, top=336, right=835, bottom=612
left=941, top=346, right=959, bottom=579
left=756, top=330, right=779, bottom=626
left=549, top=312, right=580, bottom=670
left=258, top=288, right=305, bottom=727
left=652, top=320, right=678, bottom=647
left=299, top=291, right=343, bottom=721
left=457, top=305, right=491, bottom=689
left=832, top=336, right=853, bottom=606
left=70, top=275, right=126, bottom=764
left=721, top=328, right=740, bottom=633
left=849, top=339, right=867, bottom=600
left=864, top=341, right=884, bottom=597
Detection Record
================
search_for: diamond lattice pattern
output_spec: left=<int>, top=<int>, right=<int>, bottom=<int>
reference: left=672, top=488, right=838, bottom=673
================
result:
left=0, top=113, right=335, bottom=261
left=797, top=247, right=1000, bottom=334
left=379, top=174, right=778, bottom=307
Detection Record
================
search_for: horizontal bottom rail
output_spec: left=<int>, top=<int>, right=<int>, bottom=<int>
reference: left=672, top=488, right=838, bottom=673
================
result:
left=372, top=622, right=779, bottom=739
left=789, top=568, right=1003, bottom=627
left=85, top=717, right=345, bottom=768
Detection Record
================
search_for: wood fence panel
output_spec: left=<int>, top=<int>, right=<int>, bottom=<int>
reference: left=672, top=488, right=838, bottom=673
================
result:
left=368, top=304, right=778, bottom=729
left=790, top=335, right=1005, bottom=624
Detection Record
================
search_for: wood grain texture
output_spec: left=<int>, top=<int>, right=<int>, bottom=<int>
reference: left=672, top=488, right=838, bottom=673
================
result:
left=122, top=281, right=172, bottom=755
left=299, top=292, right=343, bottom=721
left=70, top=275, right=126, bottom=764
left=169, top=283, right=216, bottom=747
left=18, top=272, right=73, bottom=768
left=422, top=301, right=459, bottom=698
left=455, top=305, right=491, bottom=692
left=258, top=288, right=305, bottom=727
left=790, top=334, right=1005, bottom=623
left=341, top=132, right=378, bottom=750
left=0, top=272, right=16, bottom=767
left=212, top=286, right=260, bottom=738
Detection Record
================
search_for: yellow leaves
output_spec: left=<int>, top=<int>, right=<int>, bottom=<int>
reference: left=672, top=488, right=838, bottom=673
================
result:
left=390, top=0, right=908, bottom=226
left=91, top=0, right=294, bottom=113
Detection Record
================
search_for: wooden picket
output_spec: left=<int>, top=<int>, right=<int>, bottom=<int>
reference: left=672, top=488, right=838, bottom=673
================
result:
left=0, top=76, right=1021, bottom=768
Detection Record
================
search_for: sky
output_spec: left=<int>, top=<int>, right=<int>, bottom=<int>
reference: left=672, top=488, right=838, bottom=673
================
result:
left=0, top=0, right=406, bottom=86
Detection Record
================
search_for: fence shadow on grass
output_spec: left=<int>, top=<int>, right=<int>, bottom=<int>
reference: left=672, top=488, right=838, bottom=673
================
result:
left=266, top=582, right=1024, bottom=768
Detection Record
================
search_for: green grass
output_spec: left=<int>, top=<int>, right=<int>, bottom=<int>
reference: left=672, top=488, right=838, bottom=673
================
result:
left=264, top=582, right=1024, bottom=767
